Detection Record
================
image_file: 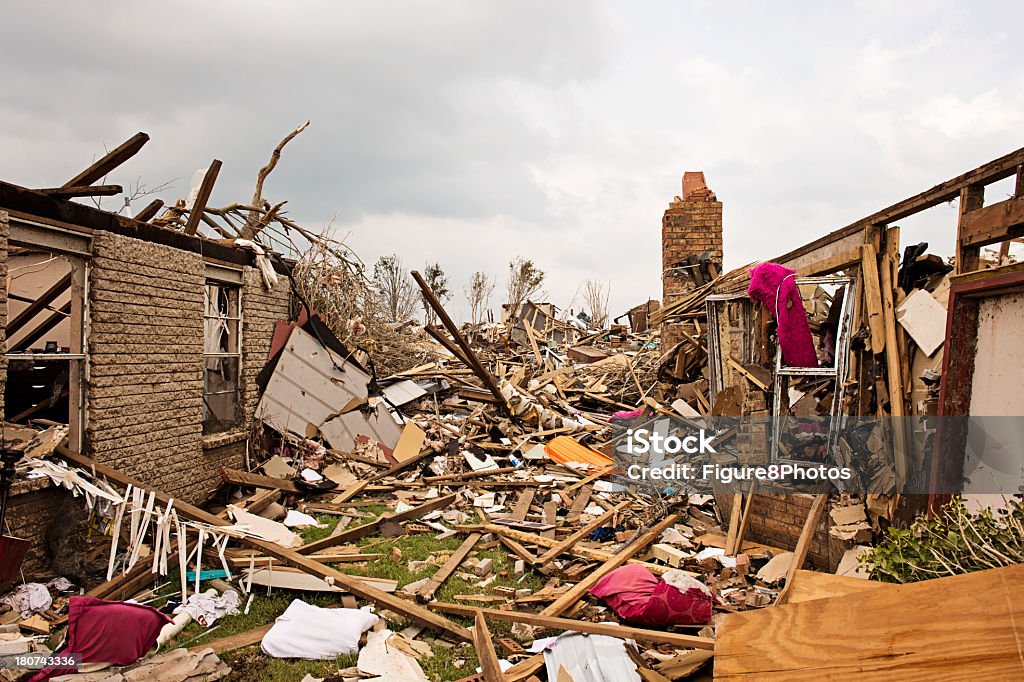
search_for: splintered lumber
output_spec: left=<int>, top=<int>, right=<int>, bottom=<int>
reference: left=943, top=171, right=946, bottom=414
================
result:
left=184, top=160, right=222, bottom=236
left=778, top=494, right=827, bottom=602
left=716, top=564, right=1024, bottom=681
left=534, top=500, right=630, bottom=566
left=53, top=446, right=471, bottom=641
left=416, top=533, right=481, bottom=603
left=430, top=604, right=715, bottom=651
left=63, top=131, right=150, bottom=188
left=860, top=243, right=886, bottom=354
left=135, top=198, right=164, bottom=222
left=471, top=524, right=678, bottom=574
left=723, top=493, right=743, bottom=556
left=412, top=269, right=509, bottom=415
left=298, top=493, right=458, bottom=554
left=539, top=513, right=680, bottom=617
left=473, top=611, right=504, bottom=682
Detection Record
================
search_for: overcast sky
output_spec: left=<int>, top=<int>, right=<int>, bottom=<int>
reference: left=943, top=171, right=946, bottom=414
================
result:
left=3, top=1, right=1022, bottom=321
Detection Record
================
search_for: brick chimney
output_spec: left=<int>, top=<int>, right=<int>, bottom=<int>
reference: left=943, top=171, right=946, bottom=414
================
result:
left=661, top=171, right=723, bottom=347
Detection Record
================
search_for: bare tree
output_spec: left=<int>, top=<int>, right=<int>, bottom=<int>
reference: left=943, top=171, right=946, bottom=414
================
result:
left=373, top=255, right=418, bottom=322
left=582, top=279, right=611, bottom=328
left=505, top=256, right=545, bottom=318
left=464, top=271, right=495, bottom=325
left=420, top=262, right=451, bottom=326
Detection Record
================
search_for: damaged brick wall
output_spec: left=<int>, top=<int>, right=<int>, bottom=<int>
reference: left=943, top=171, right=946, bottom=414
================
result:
left=718, top=492, right=835, bottom=571
left=87, top=231, right=208, bottom=503
left=662, top=172, right=723, bottom=348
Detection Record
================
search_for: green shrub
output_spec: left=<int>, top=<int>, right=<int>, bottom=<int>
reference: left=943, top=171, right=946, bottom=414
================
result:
left=861, top=496, right=1024, bottom=583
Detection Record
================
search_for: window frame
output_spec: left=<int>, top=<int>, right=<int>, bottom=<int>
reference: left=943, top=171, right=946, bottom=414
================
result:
left=202, top=277, right=244, bottom=434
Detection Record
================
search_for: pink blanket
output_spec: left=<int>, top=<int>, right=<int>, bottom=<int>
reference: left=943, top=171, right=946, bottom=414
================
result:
left=589, top=564, right=715, bottom=626
left=30, top=597, right=171, bottom=681
left=747, top=262, right=818, bottom=367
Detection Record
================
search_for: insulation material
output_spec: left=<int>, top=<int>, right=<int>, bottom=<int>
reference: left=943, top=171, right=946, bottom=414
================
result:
left=256, top=326, right=402, bottom=451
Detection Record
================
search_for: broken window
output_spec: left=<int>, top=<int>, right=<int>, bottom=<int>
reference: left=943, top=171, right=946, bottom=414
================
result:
left=771, top=276, right=856, bottom=464
left=203, top=281, right=241, bottom=434
left=4, top=247, right=86, bottom=450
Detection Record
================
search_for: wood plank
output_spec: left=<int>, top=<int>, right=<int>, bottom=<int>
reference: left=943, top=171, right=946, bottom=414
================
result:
left=134, top=199, right=164, bottom=222
left=956, top=183, right=986, bottom=274
left=779, top=495, right=827, bottom=602
left=566, top=486, right=592, bottom=524
left=860, top=243, right=886, bottom=354
left=510, top=490, right=536, bottom=522
left=473, top=611, right=504, bottom=682
left=298, top=493, right=458, bottom=554
left=183, top=160, right=222, bottom=236
left=413, top=270, right=509, bottom=414
left=879, top=229, right=908, bottom=486
left=416, top=533, right=481, bottom=602
left=38, top=184, right=122, bottom=198
left=784, top=569, right=887, bottom=605
left=220, top=467, right=304, bottom=493
left=542, top=501, right=557, bottom=540
left=723, top=493, right=743, bottom=556
left=63, top=132, right=149, bottom=188
left=716, top=564, right=1024, bottom=681
left=539, top=513, right=681, bottom=617
left=534, top=501, right=629, bottom=566
left=53, top=446, right=471, bottom=641
left=430, top=603, right=715, bottom=651
left=960, top=194, right=1024, bottom=248
left=796, top=247, right=862, bottom=276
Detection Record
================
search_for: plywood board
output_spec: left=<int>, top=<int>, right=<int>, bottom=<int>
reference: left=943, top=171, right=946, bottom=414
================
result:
left=784, top=569, right=887, bottom=604
left=896, top=288, right=947, bottom=356
left=392, top=421, right=426, bottom=464
left=715, top=564, right=1024, bottom=680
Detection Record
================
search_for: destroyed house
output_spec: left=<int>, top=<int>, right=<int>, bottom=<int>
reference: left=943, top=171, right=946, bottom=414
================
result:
left=0, top=171, right=292, bottom=575
left=654, top=148, right=1024, bottom=571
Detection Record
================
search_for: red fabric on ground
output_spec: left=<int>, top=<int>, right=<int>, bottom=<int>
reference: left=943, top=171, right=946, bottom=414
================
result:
left=589, top=564, right=715, bottom=626
left=747, top=262, right=818, bottom=368
left=29, top=596, right=171, bottom=681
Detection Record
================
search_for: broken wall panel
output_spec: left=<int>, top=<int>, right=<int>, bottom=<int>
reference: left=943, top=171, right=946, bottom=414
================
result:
left=256, top=325, right=402, bottom=451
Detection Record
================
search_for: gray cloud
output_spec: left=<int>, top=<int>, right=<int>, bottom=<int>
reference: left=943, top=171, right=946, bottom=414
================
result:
left=2, top=0, right=1022, bottom=321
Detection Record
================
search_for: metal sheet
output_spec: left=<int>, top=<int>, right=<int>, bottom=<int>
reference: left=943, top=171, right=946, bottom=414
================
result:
left=255, top=326, right=402, bottom=450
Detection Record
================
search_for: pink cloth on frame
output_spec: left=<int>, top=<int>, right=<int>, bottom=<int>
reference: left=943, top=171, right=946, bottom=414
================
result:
left=589, top=564, right=715, bottom=626
left=747, top=262, right=818, bottom=368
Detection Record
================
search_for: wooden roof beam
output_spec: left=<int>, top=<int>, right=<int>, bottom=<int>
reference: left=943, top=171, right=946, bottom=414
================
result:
left=63, top=132, right=149, bottom=188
